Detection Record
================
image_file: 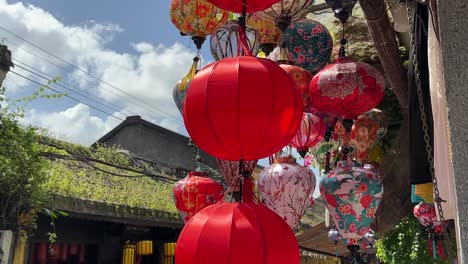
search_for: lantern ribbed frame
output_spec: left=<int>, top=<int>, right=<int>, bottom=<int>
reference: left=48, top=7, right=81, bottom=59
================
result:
left=257, top=0, right=315, bottom=26
left=290, top=112, right=326, bottom=153
left=210, top=20, right=260, bottom=60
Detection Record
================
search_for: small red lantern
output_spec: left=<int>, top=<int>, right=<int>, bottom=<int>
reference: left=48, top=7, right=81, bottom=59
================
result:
left=279, top=64, right=313, bottom=109
left=413, top=202, right=437, bottom=228
left=309, top=57, right=385, bottom=120
left=176, top=179, right=300, bottom=264
left=173, top=171, right=224, bottom=223
left=183, top=56, right=303, bottom=161
left=217, top=159, right=258, bottom=191
left=289, top=112, right=326, bottom=157
left=207, top=0, right=281, bottom=13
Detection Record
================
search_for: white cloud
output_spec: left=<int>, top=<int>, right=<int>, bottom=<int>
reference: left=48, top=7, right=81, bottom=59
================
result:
left=24, top=103, right=120, bottom=145
left=0, top=0, right=195, bottom=144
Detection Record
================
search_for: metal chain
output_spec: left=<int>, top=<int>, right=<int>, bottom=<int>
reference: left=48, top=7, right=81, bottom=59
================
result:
left=406, top=0, right=451, bottom=254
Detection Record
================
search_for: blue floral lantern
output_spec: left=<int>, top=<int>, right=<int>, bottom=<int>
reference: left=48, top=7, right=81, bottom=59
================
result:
left=283, top=19, right=333, bottom=73
left=320, top=160, right=383, bottom=246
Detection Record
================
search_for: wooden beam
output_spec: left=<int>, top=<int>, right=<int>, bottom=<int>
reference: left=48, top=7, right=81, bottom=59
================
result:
left=359, top=0, right=409, bottom=109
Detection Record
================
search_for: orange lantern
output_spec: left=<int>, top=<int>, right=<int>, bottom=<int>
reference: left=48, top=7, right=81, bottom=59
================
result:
left=170, top=0, right=229, bottom=49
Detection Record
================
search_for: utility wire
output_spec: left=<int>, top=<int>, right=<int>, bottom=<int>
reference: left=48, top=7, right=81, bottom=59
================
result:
left=0, top=27, right=182, bottom=121
left=12, top=57, right=138, bottom=117
left=9, top=69, right=125, bottom=121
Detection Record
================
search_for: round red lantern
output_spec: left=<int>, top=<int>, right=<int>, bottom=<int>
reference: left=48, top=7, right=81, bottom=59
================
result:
left=279, top=64, right=313, bottom=109
left=183, top=56, right=303, bottom=161
left=289, top=112, right=326, bottom=157
left=176, top=179, right=300, bottom=264
left=173, top=171, right=224, bottom=223
left=413, top=202, right=437, bottom=228
left=207, top=0, right=282, bottom=13
left=309, top=57, right=385, bottom=120
left=217, top=159, right=258, bottom=191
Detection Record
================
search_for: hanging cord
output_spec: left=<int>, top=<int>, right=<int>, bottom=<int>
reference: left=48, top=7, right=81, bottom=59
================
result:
left=406, top=0, right=452, bottom=258
left=236, top=0, right=252, bottom=57
left=364, top=0, right=402, bottom=23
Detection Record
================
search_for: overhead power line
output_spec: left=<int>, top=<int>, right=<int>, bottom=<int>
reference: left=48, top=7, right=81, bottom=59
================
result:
left=9, top=70, right=125, bottom=121
left=0, top=26, right=182, bottom=122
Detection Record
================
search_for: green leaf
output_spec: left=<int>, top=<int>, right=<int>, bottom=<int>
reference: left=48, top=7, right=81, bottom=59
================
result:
left=316, top=144, right=334, bottom=155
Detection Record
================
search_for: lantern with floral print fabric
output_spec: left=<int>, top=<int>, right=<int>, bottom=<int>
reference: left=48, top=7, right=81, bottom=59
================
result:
left=289, top=112, right=325, bottom=157
left=308, top=132, right=341, bottom=173
left=217, top=159, right=258, bottom=191
left=257, top=155, right=315, bottom=230
left=320, top=160, right=383, bottom=245
left=282, top=19, right=333, bottom=73
left=173, top=171, right=224, bottom=223
left=309, top=57, right=385, bottom=120
left=279, top=64, right=313, bottom=110
left=413, top=202, right=438, bottom=228
left=363, top=230, right=376, bottom=248
left=365, top=108, right=388, bottom=141
left=210, top=20, right=260, bottom=60
left=257, top=0, right=315, bottom=31
left=247, top=14, right=282, bottom=55
left=207, top=0, right=281, bottom=13
left=170, top=0, right=229, bottom=49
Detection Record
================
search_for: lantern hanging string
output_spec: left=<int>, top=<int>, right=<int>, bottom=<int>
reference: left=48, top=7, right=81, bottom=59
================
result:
left=236, top=0, right=252, bottom=57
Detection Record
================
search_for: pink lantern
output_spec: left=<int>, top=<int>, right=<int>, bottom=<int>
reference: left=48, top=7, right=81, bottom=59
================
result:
left=289, top=112, right=326, bottom=157
left=413, top=202, right=437, bottom=228
left=217, top=159, right=258, bottom=191
left=258, top=155, right=315, bottom=230
left=320, top=160, right=383, bottom=245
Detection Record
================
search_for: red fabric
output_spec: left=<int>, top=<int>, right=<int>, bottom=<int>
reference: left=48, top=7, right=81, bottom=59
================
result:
left=79, top=243, right=86, bottom=263
left=309, top=57, right=385, bottom=119
left=207, top=0, right=281, bottom=13
left=60, top=244, right=68, bottom=261
left=183, top=56, right=303, bottom=160
left=35, top=242, right=47, bottom=264
left=289, top=112, right=325, bottom=152
left=173, top=171, right=224, bottom=223
left=279, top=64, right=313, bottom=110
left=48, top=244, right=62, bottom=264
left=175, top=202, right=300, bottom=264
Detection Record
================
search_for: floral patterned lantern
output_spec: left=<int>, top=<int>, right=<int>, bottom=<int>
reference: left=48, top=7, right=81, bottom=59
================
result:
left=279, top=64, right=313, bottom=110
left=363, top=230, right=376, bottom=248
left=282, top=19, right=333, bottom=73
left=247, top=14, right=282, bottom=55
left=183, top=56, right=303, bottom=161
left=289, top=112, right=326, bottom=157
left=258, top=155, right=315, bottom=230
left=176, top=178, right=300, bottom=264
left=173, top=171, right=224, bottom=223
left=207, top=0, right=282, bottom=13
left=365, top=108, right=388, bottom=141
left=217, top=159, right=258, bottom=191
left=309, top=132, right=341, bottom=173
left=257, top=0, right=315, bottom=31
left=170, top=0, right=229, bottom=49
left=173, top=57, right=199, bottom=114
left=413, top=202, right=437, bottom=228
left=210, top=20, right=260, bottom=60
left=309, top=57, right=385, bottom=122
left=320, top=160, right=384, bottom=245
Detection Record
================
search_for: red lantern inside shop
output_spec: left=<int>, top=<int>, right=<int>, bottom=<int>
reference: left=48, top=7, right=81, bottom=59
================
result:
left=207, top=0, right=282, bottom=13
left=309, top=57, right=385, bottom=129
left=176, top=178, right=300, bottom=264
left=173, top=171, right=224, bottom=223
left=183, top=56, right=303, bottom=161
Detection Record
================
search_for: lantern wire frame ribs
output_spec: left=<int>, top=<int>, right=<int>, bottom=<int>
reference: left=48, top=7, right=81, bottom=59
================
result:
left=210, top=20, right=260, bottom=60
left=257, top=0, right=316, bottom=31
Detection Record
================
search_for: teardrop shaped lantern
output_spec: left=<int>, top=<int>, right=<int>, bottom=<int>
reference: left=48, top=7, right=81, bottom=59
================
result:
left=257, top=0, right=315, bottom=30
left=279, top=64, right=313, bottom=110
left=170, top=0, right=229, bottom=49
left=183, top=56, right=303, bottom=161
left=258, top=155, right=315, bottom=230
left=413, top=202, right=438, bottom=228
left=283, top=19, right=333, bottom=73
left=207, top=0, right=282, bottom=13
left=247, top=14, right=282, bottom=55
left=309, top=132, right=342, bottom=173
left=210, top=20, right=260, bottom=60
left=309, top=57, right=385, bottom=120
left=173, top=171, right=224, bottom=223
left=289, top=112, right=326, bottom=157
left=173, top=57, right=199, bottom=114
left=364, top=108, right=388, bottom=141
left=320, top=161, right=383, bottom=245
left=217, top=159, right=258, bottom=191
left=176, top=178, right=300, bottom=264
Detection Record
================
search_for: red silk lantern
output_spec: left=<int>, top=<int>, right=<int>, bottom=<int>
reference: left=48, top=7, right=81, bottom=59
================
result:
left=176, top=179, right=300, bottom=264
left=289, top=112, right=326, bottom=157
left=258, top=156, right=316, bottom=230
left=217, top=159, right=258, bottom=191
left=207, top=0, right=281, bottom=13
left=183, top=56, right=303, bottom=161
left=309, top=57, right=385, bottom=120
left=279, top=64, right=313, bottom=110
left=173, top=171, right=224, bottom=223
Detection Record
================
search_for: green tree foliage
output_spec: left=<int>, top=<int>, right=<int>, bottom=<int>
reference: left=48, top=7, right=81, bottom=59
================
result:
left=376, top=216, right=452, bottom=264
